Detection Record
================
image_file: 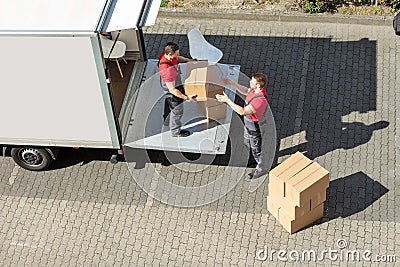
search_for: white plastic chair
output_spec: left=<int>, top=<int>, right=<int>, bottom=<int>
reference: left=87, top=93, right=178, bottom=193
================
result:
left=100, top=36, right=127, bottom=78
left=187, top=28, right=223, bottom=64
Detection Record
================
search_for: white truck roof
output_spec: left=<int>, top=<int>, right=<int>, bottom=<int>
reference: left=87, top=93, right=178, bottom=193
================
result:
left=0, top=0, right=161, bottom=32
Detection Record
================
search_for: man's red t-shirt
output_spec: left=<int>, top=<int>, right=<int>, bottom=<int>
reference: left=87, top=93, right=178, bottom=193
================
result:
left=246, top=88, right=268, bottom=122
left=158, top=52, right=179, bottom=83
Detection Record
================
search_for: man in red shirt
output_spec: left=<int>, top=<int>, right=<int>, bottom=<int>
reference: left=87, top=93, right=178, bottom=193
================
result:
left=159, top=42, right=197, bottom=137
left=216, top=73, right=269, bottom=179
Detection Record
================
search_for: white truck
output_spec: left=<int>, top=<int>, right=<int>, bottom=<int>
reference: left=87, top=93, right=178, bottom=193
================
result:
left=0, top=0, right=162, bottom=170
left=0, top=0, right=239, bottom=171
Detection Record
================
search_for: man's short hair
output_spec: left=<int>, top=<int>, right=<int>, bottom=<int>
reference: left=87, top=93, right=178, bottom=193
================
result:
left=252, top=73, right=267, bottom=87
left=164, top=42, right=179, bottom=55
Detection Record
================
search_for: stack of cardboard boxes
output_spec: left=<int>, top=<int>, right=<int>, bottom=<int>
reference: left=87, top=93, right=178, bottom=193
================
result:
left=185, top=60, right=226, bottom=121
left=267, top=152, right=330, bottom=234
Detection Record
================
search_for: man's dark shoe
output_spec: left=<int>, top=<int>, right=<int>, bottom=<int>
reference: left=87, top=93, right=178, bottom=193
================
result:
left=248, top=170, right=256, bottom=179
left=171, top=129, right=190, bottom=137
left=248, top=170, right=267, bottom=179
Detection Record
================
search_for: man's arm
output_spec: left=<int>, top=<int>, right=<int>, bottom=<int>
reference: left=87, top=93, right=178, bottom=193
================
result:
left=165, top=81, right=196, bottom=102
left=222, top=78, right=249, bottom=95
left=177, top=55, right=196, bottom=63
left=216, top=92, right=253, bottom=116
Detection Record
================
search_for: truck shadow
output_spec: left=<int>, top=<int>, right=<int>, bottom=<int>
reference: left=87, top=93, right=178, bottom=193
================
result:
left=48, top=148, right=120, bottom=170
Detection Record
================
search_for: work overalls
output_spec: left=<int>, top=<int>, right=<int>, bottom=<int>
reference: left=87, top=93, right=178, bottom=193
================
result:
left=159, top=61, right=186, bottom=135
left=244, top=92, right=268, bottom=174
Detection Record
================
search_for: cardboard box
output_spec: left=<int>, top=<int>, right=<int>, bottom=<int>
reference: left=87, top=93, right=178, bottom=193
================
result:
left=278, top=202, right=324, bottom=234
left=207, top=84, right=224, bottom=99
left=267, top=196, right=279, bottom=220
left=285, top=162, right=330, bottom=207
left=267, top=152, right=330, bottom=234
left=197, top=100, right=226, bottom=121
left=207, top=66, right=225, bottom=99
left=269, top=152, right=312, bottom=198
left=268, top=183, right=310, bottom=219
left=186, top=62, right=226, bottom=121
left=185, top=60, right=209, bottom=100
left=269, top=183, right=327, bottom=219
left=206, top=98, right=221, bottom=108
left=310, top=190, right=326, bottom=210
left=207, top=103, right=226, bottom=121
left=269, top=152, right=305, bottom=177
left=185, top=61, right=224, bottom=102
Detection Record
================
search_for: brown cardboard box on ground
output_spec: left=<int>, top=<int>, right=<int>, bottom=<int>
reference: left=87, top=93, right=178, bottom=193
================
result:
left=267, top=195, right=324, bottom=234
left=268, top=183, right=311, bottom=219
left=269, top=152, right=313, bottom=197
left=266, top=196, right=279, bottom=220
left=278, top=202, right=324, bottom=234
left=269, top=183, right=327, bottom=219
left=285, top=163, right=330, bottom=208
left=267, top=152, right=330, bottom=234
left=267, top=193, right=325, bottom=234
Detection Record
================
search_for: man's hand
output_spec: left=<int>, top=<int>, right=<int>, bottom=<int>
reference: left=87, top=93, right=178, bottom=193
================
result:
left=216, top=92, right=229, bottom=103
left=186, top=94, right=197, bottom=102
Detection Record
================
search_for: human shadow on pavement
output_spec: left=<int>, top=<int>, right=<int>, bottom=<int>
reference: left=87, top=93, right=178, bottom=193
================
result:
left=323, top=171, right=389, bottom=222
left=278, top=120, right=389, bottom=159
left=297, top=171, right=389, bottom=232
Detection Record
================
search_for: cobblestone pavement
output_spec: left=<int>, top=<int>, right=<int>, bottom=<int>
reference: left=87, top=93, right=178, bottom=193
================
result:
left=0, top=11, right=399, bottom=266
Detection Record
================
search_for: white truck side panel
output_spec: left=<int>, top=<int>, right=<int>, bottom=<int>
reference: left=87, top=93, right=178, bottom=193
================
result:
left=0, top=0, right=108, bottom=32
left=0, top=36, right=119, bottom=148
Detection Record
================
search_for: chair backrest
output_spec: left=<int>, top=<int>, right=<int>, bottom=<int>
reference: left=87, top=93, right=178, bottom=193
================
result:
left=100, top=35, right=126, bottom=59
left=187, top=28, right=223, bottom=64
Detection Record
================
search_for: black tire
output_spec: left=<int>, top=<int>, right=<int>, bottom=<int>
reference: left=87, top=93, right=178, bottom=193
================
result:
left=11, top=147, right=52, bottom=171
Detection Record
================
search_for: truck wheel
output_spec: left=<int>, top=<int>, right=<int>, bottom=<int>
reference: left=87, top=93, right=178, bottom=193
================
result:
left=11, top=147, right=52, bottom=171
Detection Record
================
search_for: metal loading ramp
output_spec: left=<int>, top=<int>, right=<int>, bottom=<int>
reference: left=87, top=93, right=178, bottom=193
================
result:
left=123, top=60, right=240, bottom=154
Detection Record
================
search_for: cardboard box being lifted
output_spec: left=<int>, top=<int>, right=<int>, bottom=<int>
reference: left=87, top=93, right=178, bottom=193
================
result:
left=186, top=61, right=226, bottom=120
left=198, top=100, right=226, bottom=121
left=185, top=60, right=225, bottom=101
